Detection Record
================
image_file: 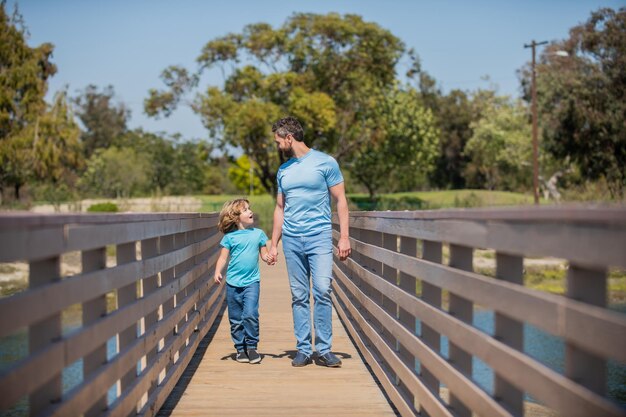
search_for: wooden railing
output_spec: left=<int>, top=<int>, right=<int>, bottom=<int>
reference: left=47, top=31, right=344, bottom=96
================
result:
left=0, top=213, right=223, bottom=417
left=332, top=207, right=626, bottom=417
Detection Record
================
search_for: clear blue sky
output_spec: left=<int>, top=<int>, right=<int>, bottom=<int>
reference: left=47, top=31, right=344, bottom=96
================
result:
left=10, top=0, right=623, bottom=140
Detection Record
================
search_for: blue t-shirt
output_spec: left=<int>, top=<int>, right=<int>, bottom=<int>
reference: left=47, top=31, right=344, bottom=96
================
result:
left=277, top=149, right=344, bottom=237
left=220, top=228, right=268, bottom=287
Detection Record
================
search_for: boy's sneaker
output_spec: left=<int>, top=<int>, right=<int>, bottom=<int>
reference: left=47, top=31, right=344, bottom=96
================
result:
left=318, top=352, right=342, bottom=367
left=235, top=350, right=249, bottom=363
left=247, top=348, right=261, bottom=364
left=291, top=351, right=312, bottom=367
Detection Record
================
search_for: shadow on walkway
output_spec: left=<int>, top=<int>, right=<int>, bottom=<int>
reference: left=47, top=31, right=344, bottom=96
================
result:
left=157, top=302, right=227, bottom=417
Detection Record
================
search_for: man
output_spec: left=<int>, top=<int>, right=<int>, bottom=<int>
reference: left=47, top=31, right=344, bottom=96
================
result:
left=269, top=116, right=351, bottom=368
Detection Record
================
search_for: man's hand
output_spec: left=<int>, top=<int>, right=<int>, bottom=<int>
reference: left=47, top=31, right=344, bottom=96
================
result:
left=337, top=236, right=351, bottom=261
left=214, top=272, right=223, bottom=284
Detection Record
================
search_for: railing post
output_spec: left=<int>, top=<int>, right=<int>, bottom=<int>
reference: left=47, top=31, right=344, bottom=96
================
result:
left=174, top=232, right=190, bottom=353
left=350, top=226, right=363, bottom=317
left=358, top=228, right=380, bottom=335
left=140, top=237, right=160, bottom=403
left=565, top=263, right=607, bottom=395
left=420, top=240, right=442, bottom=416
left=398, top=236, right=418, bottom=413
left=115, top=241, right=137, bottom=417
left=495, top=252, right=524, bottom=416
left=28, top=256, right=62, bottom=416
left=159, top=234, right=176, bottom=379
left=82, top=247, right=108, bottom=417
left=448, top=244, right=473, bottom=417
left=382, top=233, right=398, bottom=349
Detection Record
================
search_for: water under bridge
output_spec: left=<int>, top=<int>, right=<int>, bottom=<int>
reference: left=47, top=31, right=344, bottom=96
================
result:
left=0, top=208, right=625, bottom=417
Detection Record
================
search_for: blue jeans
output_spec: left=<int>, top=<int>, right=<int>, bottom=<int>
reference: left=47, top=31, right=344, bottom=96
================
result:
left=282, top=229, right=334, bottom=356
left=226, top=281, right=260, bottom=351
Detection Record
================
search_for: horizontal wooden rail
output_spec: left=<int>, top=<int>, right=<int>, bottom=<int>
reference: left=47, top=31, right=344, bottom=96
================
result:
left=0, top=213, right=223, bottom=417
left=332, top=207, right=626, bottom=417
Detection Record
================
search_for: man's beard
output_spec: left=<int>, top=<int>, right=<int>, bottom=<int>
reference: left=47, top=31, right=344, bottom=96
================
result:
left=281, top=147, right=294, bottom=158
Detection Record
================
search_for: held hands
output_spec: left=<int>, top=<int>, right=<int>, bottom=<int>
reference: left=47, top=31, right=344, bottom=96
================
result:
left=261, top=251, right=276, bottom=266
left=266, top=246, right=279, bottom=266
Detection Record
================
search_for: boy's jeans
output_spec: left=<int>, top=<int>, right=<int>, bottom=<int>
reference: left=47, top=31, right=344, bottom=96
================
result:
left=282, top=229, right=334, bottom=357
left=226, top=281, right=260, bottom=351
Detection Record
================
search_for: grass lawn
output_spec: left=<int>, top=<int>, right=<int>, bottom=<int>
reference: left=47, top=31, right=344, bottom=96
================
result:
left=196, top=189, right=535, bottom=238
left=348, top=189, right=535, bottom=211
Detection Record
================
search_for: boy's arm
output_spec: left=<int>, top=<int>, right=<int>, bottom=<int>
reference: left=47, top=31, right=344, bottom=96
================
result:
left=213, top=247, right=230, bottom=284
left=269, top=194, right=285, bottom=264
left=259, top=240, right=271, bottom=264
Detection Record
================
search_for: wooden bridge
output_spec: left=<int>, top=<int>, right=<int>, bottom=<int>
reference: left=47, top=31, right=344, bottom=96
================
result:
left=0, top=208, right=625, bottom=417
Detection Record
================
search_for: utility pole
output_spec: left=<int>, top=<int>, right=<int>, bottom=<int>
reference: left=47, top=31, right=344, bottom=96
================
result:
left=249, top=163, right=253, bottom=195
left=524, top=40, right=547, bottom=205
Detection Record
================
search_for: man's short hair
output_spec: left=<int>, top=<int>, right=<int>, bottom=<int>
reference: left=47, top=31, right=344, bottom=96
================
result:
left=272, top=116, right=304, bottom=142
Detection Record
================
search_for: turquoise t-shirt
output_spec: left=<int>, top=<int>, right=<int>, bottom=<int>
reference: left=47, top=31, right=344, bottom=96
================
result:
left=277, top=149, right=344, bottom=237
left=220, top=228, right=268, bottom=287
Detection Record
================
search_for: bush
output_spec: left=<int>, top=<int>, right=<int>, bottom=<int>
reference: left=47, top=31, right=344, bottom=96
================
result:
left=87, top=202, right=119, bottom=212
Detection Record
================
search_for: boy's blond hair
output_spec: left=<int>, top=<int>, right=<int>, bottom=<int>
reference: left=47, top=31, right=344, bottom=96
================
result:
left=218, top=198, right=250, bottom=234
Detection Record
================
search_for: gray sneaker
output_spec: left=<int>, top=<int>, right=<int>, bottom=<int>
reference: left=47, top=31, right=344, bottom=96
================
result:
left=291, top=351, right=312, bottom=367
left=318, top=352, right=342, bottom=367
left=235, top=350, right=249, bottom=363
left=247, top=348, right=261, bottom=364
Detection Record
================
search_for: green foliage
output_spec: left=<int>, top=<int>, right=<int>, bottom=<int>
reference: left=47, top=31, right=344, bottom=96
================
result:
left=32, top=91, right=83, bottom=181
left=112, top=129, right=230, bottom=196
left=521, top=7, right=626, bottom=198
left=0, top=3, right=57, bottom=199
left=199, top=194, right=275, bottom=234
left=31, top=182, right=76, bottom=209
left=73, top=84, right=129, bottom=158
left=463, top=96, right=532, bottom=191
left=350, top=87, right=439, bottom=197
left=87, top=202, right=119, bottom=212
left=169, top=141, right=215, bottom=195
left=430, top=89, right=476, bottom=189
left=146, top=13, right=407, bottom=195
left=228, top=155, right=264, bottom=195
left=79, top=147, right=150, bottom=198
left=348, top=194, right=427, bottom=211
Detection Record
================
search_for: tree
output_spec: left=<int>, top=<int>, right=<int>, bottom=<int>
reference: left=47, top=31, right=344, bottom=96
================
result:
left=0, top=2, right=56, bottom=200
left=169, top=141, right=215, bottom=195
left=113, top=130, right=222, bottom=196
left=350, top=87, right=439, bottom=197
left=30, top=90, right=83, bottom=184
left=79, top=147, right=150, bottom=198
left=520, top=7, right=626, bottom=198
left=464, top=97, right=532, bottom=191
left=228, top=155, right=264, bottom=195
left=429, top=89, right=477, bottom=189
left=145, top=13, right=406, bottom=195
left=406, top=54, right=481, bottom=190
left=114, top=129, right=176, bottom=192
left=73, top=84, right=130, bottom=158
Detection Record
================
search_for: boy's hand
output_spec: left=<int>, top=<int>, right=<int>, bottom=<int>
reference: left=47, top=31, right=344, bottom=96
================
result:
left=214, top=273, right=223, bottom=284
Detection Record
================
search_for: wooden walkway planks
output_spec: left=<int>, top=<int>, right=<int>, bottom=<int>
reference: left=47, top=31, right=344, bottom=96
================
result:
left=158, top=251, right=397, bottom=416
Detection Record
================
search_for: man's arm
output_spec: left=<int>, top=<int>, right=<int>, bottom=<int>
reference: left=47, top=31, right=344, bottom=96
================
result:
left=329, top=182, right=351, bottom=261
left=269, top=193, right=285, bottom=264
